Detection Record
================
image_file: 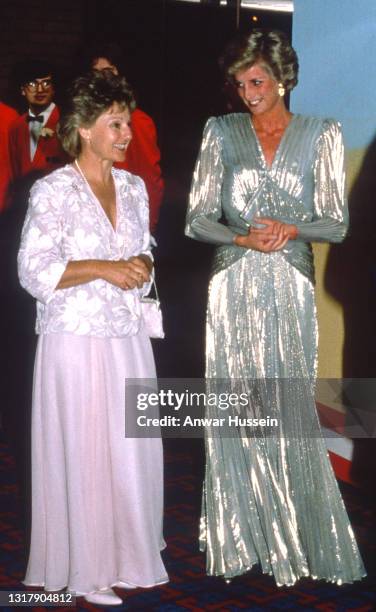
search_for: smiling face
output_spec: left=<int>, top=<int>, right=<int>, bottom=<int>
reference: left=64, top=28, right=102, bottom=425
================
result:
left=21, top=75, right=55, bottom=114
left=79, top=102, right=132, bottom=163
left=234, top=62, right=282, bottom=117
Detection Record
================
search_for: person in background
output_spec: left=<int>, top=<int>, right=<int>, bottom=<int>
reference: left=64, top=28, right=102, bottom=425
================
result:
left=81, top=43, right=164, bottom=233
left=186, top=29, right=365, bottom=587
left=18, top=70, right=168, bottom=605
left=0, top=100, right=18, bottom=212
left=9, top=59, right=68, bottom=198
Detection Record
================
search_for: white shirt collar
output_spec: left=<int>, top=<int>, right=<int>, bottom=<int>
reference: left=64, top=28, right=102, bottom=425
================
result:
left=28, top=102, right=55, bottom=125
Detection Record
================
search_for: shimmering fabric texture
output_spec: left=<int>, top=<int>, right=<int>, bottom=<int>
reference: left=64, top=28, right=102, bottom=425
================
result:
left=186, top=113, right=365, bottom=586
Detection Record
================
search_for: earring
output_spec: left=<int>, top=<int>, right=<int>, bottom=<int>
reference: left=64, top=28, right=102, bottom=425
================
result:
left=278, top=83, right=285, bottom=97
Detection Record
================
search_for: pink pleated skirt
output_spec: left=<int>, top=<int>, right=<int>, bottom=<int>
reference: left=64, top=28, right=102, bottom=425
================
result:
left=24, top=331, right=168, bottom=593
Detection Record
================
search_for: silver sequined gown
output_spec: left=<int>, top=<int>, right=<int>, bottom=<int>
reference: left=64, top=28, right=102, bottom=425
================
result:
left=185, top=113, right=365, bottom=586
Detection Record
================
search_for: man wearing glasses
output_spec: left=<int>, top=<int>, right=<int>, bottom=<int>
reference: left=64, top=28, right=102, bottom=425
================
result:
left=9, top=59, right=67, bottom=188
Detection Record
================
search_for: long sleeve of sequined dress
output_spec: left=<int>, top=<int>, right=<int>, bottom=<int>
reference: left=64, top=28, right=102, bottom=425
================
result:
left=185, top=113, right=365, bottom=586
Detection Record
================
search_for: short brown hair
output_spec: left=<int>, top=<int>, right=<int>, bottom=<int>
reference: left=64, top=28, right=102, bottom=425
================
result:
left=58, top=70, right=135, bottom=158
left=220, top=29, right=298, bottom=92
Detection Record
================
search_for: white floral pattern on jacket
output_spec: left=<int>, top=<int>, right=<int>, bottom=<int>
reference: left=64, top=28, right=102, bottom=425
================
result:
left=18, top=164, right=152, bottom=337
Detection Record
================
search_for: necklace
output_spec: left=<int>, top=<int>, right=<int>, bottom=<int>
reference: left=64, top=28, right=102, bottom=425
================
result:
left=74, top=159, right=90, bottom=186
left=74, top=159, right=117, bottom=233
left=74, top=159, right=114, bottom=190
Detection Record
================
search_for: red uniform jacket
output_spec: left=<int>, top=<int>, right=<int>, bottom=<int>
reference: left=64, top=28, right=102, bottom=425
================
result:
left=9, top=105, right=67, bottom=184
left=0, top=102, right=19, bottom=212
left=115, top=108, right=164, bottom=232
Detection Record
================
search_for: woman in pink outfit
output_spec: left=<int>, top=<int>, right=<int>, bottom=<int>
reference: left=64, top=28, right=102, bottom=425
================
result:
left=18, top=70, right=168, bottom=606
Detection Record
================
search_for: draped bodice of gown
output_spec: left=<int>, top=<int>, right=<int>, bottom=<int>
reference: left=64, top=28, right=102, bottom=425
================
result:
left=220, top=113, right=321, bottom=224
left=186, top=113, right=348, bottom=283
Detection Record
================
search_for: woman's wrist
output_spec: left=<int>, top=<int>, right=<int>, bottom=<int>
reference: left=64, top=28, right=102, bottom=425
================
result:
left=233, top=234, right=245, bottom=247
left=287, top=224, right=298, bottom=240
left=138, top=253, right=154, bottom=273
left=93, top=259, right=109, bottom=280
left=56, top=259, right=107, bottom=289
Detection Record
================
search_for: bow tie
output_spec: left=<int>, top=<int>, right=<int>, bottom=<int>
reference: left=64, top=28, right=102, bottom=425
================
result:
left=27, top=114, right=44, bottom=123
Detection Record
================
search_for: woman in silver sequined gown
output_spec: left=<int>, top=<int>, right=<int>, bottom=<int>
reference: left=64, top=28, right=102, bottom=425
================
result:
left=185, top=30, right=365, bottom=587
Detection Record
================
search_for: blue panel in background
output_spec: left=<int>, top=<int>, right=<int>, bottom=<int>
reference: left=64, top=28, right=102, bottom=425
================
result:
left=291, top=0, right=376, bottom=149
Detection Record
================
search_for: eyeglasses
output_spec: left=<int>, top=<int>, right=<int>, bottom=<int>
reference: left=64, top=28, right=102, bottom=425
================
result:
left=25, top=78, right=53, bottom=91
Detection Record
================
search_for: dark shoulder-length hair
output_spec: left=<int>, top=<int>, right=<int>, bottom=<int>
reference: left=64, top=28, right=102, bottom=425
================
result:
left=58, top=70, right=135, bottom=158
left=219, top=29, right=298, bottom=92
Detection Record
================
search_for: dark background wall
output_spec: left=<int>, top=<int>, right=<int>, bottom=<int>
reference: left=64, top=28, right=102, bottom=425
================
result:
left=0, top=0, right=85, bottom=102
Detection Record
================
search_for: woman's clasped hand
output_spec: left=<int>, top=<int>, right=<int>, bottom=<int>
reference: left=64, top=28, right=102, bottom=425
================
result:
left=235, top=216, right=298, bottom=252
left=101, top=256, right=152, bottom=290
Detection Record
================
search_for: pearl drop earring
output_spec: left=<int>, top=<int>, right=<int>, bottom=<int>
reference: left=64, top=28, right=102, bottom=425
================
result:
left=278, top=83, right=285, bottom=97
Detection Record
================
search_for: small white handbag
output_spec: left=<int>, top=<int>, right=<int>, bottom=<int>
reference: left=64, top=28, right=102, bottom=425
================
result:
left=140, top=279, right=165, bottom=339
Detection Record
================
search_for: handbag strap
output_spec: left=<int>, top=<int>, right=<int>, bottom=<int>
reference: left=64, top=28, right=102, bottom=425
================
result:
left=151, top=277, right=160, bottom=302
left=142, top=276, right=160, bottom=303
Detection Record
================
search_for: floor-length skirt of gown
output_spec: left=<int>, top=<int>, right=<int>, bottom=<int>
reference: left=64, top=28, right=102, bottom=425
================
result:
left=24, top=330, right=168, bottom=593
left=201, top=250, right=365, bottom=586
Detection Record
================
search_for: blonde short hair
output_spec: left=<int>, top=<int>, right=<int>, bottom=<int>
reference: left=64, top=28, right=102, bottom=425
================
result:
left=58, top=70, right=135, bottom=158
